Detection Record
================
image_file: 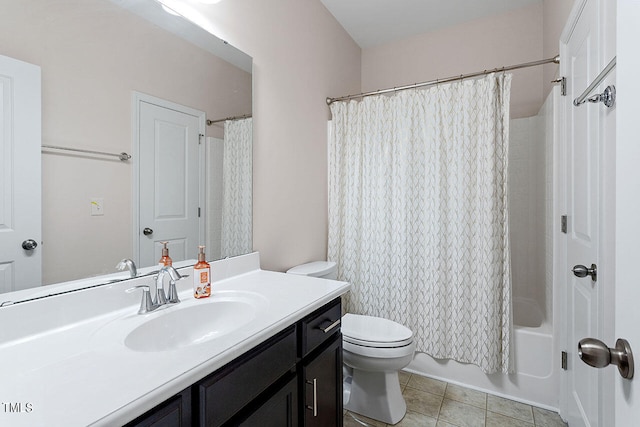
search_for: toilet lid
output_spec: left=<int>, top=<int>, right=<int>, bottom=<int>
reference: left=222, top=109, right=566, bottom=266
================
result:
left=342, top=313, right=413, bottom=348
left=286, top=261, right=336, bottom=277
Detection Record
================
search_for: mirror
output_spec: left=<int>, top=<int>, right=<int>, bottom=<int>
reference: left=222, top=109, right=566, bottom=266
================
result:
left=0, top=0, right=252, bottom=295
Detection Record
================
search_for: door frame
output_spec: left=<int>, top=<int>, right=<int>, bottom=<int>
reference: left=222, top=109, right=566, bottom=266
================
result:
left=131, top=92, right=206, bottom=265
left=615, top=0, right=640, bottom=422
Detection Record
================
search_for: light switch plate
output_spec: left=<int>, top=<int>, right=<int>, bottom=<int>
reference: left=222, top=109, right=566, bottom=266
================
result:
left=91, top=198, right=104, bottom=216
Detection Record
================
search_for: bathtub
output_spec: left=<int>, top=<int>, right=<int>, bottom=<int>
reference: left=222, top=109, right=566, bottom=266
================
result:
left=405, top=298, right=558, bottom=409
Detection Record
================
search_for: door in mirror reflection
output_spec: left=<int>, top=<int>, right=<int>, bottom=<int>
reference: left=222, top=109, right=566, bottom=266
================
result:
left=136, top=94, right=205, bottom=268
left=0, top=55, right=42, bottom=291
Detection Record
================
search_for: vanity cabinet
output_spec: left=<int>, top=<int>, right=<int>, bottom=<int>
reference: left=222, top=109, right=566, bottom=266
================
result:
left=299, top=298, right=343, bottom=427
left=124, top=387, right=192, bottom=427
left=124, top=298, right=342, bottom=427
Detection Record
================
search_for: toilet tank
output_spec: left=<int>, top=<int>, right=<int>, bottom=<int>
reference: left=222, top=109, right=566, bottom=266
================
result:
left=286, top=261, right=337, bottom=280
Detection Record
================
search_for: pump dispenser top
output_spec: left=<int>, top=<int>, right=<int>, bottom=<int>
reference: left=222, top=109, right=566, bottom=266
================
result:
left=159, top=241, right=172, bottom=267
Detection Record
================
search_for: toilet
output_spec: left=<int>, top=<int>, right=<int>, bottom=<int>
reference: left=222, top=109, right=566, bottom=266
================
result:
left=287, top=261, right=416, bottom=425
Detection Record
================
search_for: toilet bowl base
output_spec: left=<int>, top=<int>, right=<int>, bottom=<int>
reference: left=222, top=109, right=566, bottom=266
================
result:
left=344, top=369, right=406, bottom=424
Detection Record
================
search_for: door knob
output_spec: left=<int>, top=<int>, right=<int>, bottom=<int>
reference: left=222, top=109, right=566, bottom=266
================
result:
left=572, top=264, right=597, bottom=281
left=578, top=338, right=634, bottom=379
left=21, top=239, right=38, bottom=250
left=143, top=227, right=153, bottom=236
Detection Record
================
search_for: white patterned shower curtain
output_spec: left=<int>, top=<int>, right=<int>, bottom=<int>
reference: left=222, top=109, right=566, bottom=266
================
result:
left=221, top=118, right=253, bottom=257
left=328, top=74, right=513, bottom=374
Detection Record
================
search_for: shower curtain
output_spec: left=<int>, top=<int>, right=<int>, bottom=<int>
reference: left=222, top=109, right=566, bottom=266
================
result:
left=221, top=117, right=252, bottom=257
left=328, top=74, right=513, bottom=374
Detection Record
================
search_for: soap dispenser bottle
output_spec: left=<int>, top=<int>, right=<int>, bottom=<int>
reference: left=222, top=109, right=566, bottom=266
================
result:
left=193, top=245, right=211, bottom=299
left=159, top=241, right=172, bottom=267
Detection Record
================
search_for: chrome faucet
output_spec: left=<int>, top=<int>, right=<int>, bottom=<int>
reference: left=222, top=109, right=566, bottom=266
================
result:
left=116, top=259, right=137, bottom=278
left=127, top=266, right=185, bottom=314
left=154, top=266, right=183, bottom=305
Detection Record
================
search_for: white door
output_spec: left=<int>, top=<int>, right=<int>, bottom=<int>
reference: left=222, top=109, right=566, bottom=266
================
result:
left=561, top=0, right=605, bottom=425
left=615, top=1, right=640, bottom=424
left=134, top=93, right=204, bottom=268
left=0, top=55, right=41, bottom=292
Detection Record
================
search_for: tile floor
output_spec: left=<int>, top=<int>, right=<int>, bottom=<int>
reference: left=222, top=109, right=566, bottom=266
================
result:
left=343, top=371, right=567, bottom=427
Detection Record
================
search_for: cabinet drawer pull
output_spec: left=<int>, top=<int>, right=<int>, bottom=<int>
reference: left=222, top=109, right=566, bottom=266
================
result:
left=318, top=318, right=340, bottom=333
left=305, top=378, right=318, bottom=417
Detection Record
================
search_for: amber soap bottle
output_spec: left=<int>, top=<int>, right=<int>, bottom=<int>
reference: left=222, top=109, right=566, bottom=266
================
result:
left=193, top=245, right=211, bottom=299
left=159, top=241, right=172, bottom=267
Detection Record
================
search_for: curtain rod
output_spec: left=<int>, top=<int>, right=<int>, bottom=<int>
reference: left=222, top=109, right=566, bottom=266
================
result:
left=326, top=54, right=560, bottom=105
left=206, top=114, right=252, bottom=126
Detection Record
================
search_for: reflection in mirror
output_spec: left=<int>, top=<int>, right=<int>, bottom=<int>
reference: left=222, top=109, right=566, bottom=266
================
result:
left=0, top=0, right=252, bottom=296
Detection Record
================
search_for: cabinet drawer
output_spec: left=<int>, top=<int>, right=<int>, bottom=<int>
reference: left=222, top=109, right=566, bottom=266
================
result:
left=198, top=325, right=297, bottom=427
left=299, top=298, right=341, bottom=357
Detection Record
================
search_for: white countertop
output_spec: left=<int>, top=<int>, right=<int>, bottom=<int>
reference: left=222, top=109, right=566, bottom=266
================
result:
left=0, top=253, right=350, bottom=427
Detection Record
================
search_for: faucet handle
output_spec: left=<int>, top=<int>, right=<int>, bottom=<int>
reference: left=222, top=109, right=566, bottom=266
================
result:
left=166, top=281, right=180, bottom=304
left=126, top=285, right=157, bottom=314
left=166, top=274, right=189, bottom=304
left=125, top=285, right=149, bottom=293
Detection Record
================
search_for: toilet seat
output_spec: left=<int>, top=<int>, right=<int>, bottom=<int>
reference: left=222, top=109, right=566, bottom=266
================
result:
left=342, top=313, right=414, bottom=348
left=343, top=339, right=416, bottom=359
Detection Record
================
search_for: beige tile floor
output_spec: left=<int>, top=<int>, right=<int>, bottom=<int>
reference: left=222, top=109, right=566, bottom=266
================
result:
left=344, top=371, right=568, bottom=427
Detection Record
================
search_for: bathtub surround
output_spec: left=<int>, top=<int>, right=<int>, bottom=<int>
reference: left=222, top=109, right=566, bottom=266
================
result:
left=328, top=74, right=512, bottom=374
left=509, top=93, right=554, bottom=326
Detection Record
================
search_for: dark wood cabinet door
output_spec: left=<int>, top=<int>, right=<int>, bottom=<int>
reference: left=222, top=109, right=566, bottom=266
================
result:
left=238, top=375, right=298, bottom=427
left=198, top=326, right=297, bottom=427
left=302, top=334, right=343, bottom=427
left=124, top=388, right=191, bottom=427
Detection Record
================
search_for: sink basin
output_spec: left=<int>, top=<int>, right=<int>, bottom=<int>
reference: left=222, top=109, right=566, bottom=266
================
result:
left=124, top=293, right=265, bottom=352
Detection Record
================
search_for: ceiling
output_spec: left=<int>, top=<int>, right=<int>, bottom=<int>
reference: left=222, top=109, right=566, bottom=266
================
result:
left=320, top=0, right=542, bottom=49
